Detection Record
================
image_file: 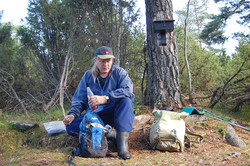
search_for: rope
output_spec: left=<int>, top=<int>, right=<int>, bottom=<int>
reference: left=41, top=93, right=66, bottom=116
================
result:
left=200, top=108, right=250, bottom=132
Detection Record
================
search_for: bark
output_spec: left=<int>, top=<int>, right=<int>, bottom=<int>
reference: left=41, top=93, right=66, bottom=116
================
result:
left=145, top=0, right=182, bottom=108
left=141, top=42, right=147, bottom=97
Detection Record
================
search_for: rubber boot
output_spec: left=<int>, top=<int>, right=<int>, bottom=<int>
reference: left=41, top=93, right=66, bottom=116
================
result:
left=106, top=129, right=117, bottom=141
left=116, top=132, right=131, bottom=160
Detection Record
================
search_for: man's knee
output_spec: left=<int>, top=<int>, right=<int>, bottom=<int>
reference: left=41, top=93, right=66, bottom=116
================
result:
left=115, top=97, right=134, bottom=114
left=119, top=97, right=133, bottom=105
left=65, top=116, right=84, bottom=137
left=66, top=125, right=79, bottom=137
left=118, top=97, right=133, bottom=111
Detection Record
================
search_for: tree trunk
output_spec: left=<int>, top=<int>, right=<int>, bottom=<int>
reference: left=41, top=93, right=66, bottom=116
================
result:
left=184, top=0, right=194, bottom=104
left=59, top=44, right=72, bottom=117
left=115, top=0, right=123, bottom=66
left=145, top=0, right=182, bottom=109
left=59, top=27, right=75, bottom=117
left=141, top=42, right=147, bottom=97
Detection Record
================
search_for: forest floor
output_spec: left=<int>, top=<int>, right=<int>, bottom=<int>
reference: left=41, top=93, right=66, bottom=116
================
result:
left=0, top=107, right=249, bottom=166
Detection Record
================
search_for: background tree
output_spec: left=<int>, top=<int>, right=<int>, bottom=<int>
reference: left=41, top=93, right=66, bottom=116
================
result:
left=145, top=0, right=182, bottom=108
left=208, top=35, right=250, bottom=111
left=175, top=0, right=224, bottom=103
left=1, top=0, right=248, bottom=115
left=175, top=0, right=210, bottom=45
left=184, top=0, right=194, bottom=104
left=197, top=0, right=250, bottom=111
left=0, top=14, right=30, bottom=114
left=200, top=0, right=249, bottom=45
left=17, top=0, right=81, bottom=112
left=14, top=0, right=144, bottom=114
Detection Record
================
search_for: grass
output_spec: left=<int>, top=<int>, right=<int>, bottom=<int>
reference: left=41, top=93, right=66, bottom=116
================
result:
left=199, top=103, right=250, bottom=124
left=0, top=103, right=249, bottom=165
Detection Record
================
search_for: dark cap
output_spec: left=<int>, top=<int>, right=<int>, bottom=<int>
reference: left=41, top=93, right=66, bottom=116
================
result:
left=94, top=46, right=115, bottom=59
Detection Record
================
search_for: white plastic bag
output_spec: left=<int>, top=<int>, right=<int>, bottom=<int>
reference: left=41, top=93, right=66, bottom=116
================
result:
left=150, top=110, right=188, bottom=152
left=43, top=121, right=66, bottom=134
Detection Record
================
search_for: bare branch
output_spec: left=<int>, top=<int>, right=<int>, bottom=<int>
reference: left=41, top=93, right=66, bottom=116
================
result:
left=59, top=22, right=76, bottom=117
left=43, top=84, right=60, bottom=112
left=209, top=60, right=246, bottom=108
left=0, top=69, right=29, bottom=117
left=234, top=96, right=250, bottom=112
left=184, top=0, right=194, bottom=104
left=27, top=92, right=43, bottom=104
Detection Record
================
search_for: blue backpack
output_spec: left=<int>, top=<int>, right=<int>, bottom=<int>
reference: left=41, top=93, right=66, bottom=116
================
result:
left=75, top=112, right=108, bottom=158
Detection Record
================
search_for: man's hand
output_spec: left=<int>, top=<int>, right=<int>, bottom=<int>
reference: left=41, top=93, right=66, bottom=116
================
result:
left=88, top=95, right=108, bottom=108
left=63, top=115, right=75, bottom=125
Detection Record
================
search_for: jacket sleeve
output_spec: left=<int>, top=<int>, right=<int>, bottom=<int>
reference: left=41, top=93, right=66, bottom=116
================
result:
left=108, top=69, right=135, bottom=103
left=67, top=73, right=88, bottom=118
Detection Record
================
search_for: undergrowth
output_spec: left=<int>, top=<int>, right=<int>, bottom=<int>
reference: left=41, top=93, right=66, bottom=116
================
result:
left=0, top=103, right=249, bottom=165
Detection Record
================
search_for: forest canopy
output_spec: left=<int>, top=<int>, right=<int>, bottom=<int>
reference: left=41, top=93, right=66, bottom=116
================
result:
left=0, top=0, right=249, bottom=117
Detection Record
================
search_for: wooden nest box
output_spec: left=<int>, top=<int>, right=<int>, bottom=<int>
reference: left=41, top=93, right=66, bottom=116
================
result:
left=153, top=20, right=175, bottom=46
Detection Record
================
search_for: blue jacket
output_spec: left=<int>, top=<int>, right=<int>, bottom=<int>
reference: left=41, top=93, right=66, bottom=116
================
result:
left=68, top=63, right=134, bottom=118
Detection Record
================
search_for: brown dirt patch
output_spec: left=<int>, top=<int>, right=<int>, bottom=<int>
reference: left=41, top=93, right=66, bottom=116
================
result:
left=123, top=117, right=250, bottom=166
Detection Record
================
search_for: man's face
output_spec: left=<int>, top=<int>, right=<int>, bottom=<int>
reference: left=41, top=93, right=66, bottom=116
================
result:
left=95, top=57, right=113, bottom=74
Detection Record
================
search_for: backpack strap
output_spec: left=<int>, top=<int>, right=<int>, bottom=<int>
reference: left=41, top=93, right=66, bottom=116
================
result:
left=185, top=127, right=204, bottom=142
left=68, top=148, right=77, bottom=166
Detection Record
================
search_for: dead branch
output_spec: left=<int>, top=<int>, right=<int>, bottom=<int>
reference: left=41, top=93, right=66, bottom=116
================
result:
left=208, top=60, right=246, bottom=108
left=10, top=85, right=29, bottom=117
left=27, top=92, right=43, bottom=105
left=193, top=94, right=213, bottom=99
left=234, top=96, right=250, bottom=112
left=43, top=84, right=60, bottom=113
left=232, top=75, right=250, bottom=85
left=0, top=69, right=29, bottom=118
left=208, top=87, right=221, bottom=107
left=59, top=42, right=72, bottom=117
left=226, top=94, right=249, bottom=103
left=184, top=0, right=194, bottom=104
left=59, top=21, right=77, bottom=117
left=115, top=0, right=123, bottom=67
left=226, top=89, right=248, bottom=96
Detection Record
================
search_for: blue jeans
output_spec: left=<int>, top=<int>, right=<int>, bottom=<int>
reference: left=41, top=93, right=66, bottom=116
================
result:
left=66, top=97, right=134, bottom=137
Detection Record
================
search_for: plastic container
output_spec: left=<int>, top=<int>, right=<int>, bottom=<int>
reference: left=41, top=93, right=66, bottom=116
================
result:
left=87, top=87, right=98, bottom=110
